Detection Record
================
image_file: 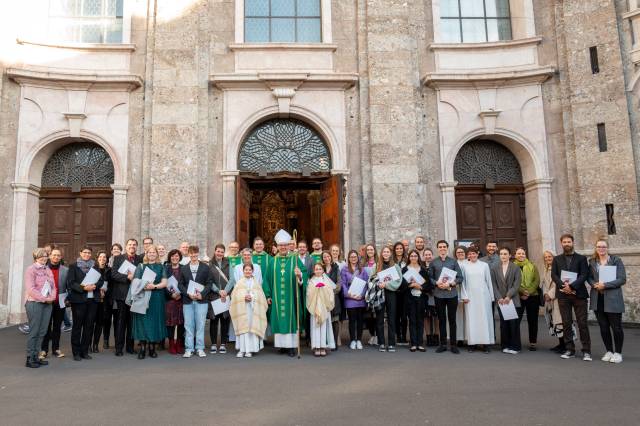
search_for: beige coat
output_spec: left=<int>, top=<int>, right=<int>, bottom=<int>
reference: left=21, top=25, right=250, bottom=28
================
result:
left=541, top=266, right=562, bottom=326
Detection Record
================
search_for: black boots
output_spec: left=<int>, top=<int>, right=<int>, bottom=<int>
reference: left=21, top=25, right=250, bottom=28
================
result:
left=148, top=343, right=157, bottom=358
left=25, top=355, right=40, bottom=368
left=138, top=342, right=147, bottom=360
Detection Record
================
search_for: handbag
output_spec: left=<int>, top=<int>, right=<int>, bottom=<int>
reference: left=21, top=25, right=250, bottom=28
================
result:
left=365, top=275, right=385, bottom=311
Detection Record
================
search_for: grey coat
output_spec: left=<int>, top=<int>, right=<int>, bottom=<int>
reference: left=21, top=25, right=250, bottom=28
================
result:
left=588, top=255, right=626, bottom=313
left=490, top=262, right=522, bottom=308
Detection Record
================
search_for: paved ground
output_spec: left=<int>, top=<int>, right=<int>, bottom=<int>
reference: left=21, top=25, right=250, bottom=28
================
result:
left=0, top=321, right=638, bottom=425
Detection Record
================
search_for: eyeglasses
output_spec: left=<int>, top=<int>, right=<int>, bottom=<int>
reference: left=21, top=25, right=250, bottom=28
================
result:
left=596, top=246, right=608, bottom=249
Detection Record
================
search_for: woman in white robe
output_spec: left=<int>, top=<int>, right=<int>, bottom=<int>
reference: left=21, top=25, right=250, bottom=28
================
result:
left=461, top=246, right=495, bottom=352
left=229, top=264, right=268, bottom=358
left=454, top=246, right=467, bottom=344
left=307, top=263, right=336, bottom=356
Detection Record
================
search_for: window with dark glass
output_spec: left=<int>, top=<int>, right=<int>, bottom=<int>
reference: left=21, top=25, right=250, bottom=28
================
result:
left=440, top=0, right=511, bottom=43
left=245, top=0, right=321, bottom=43
left=48, top=0, right=124, bottom=43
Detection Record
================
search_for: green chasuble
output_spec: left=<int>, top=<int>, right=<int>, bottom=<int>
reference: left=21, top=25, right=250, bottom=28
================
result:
left=227, top=255, right=242, bottom=270
left=252, top=251, right=271, bottom=284
left=264, top=253, right=308, bottom=335
left=310, top=252, right=323, bottom=265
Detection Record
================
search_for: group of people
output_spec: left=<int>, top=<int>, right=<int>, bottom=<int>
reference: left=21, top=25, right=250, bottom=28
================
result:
left=22, top=230, right=627, bottom=368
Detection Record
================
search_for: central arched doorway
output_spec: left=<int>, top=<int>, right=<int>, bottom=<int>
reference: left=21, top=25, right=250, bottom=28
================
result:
left=236, top=118, right=343, bottom=249
left=38, top=141, right=115, bottom=257
left=454, top=139, right=527, bottom=252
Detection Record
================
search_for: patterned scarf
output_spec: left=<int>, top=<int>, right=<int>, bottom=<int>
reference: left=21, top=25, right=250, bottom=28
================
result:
left=77, top=258, right=95, bottom=274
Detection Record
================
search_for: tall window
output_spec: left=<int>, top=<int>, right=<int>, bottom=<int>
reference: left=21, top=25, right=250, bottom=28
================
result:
left=48, top=0, right=124, bottom=43
left=245, top=0, right=322, bottom=43
left=440, top=0, right=511, bottom=43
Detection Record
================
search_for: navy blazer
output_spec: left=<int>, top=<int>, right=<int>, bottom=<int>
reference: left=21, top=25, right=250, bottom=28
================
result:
left=178, top=262, right=213, bottom=304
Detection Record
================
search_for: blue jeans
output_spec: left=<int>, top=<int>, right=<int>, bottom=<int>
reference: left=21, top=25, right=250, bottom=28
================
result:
left=183, top=302, right=208, bottom=352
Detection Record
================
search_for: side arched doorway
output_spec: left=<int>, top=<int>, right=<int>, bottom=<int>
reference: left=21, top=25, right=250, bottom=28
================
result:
left=236, top=119, right=343, bottom=249
left=454, top=139, right=527, bottom=252
left=38, top=141, right=115, bottom=256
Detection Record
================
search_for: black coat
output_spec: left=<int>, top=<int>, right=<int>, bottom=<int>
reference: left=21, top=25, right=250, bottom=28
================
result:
left=110, top=254, right=144, bottom=301
left=551, top=252, right=589, bottom=299
left=66, top=264, right=107, bottom=304
left=178, top=262, right=213, bottom=305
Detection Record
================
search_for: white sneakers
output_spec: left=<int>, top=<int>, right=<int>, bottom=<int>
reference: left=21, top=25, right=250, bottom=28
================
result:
left=183, top=350, right=193, bottom=358
left=610, top=353, right=623, bottom=363
left=197, top=349, right=207, bottom=358
left=582, top=353, right=592, bottom=362
left=356, top=341, right=363, bottom=350
left=349, top=341, right=357, bottom=350
left=219, top=345, right=227, bottom=354
left=601, top=352, right=613, bottom=362
left=236, top=351, right=244, bottom=358
left=502, top=348, right=519, bottom=354
left=244, top=352, right=252, bottom=358
left=210, top=345, right=217, bottom=354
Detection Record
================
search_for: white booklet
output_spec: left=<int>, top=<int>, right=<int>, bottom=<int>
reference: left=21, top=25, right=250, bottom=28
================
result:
left=167, top=276, right=180, bottom=293
left=403, top=268, right=425, bottom=285
left=599, top=265, right=616, bottom=283
left=141, top=267, right=157, bottom=284
left=438, top=267, right=457, bottom=284
left=498, top=300, right=518, bottom=321
left=560, top=270, right=578, bottom=284
left=58, top=292, right=67, bottom=309
left=211, top=297, right=231, bottom=316
left=348, top=276, right=367, bottom=298
left=117, top=259, right=137, bottom=275
left=41, top=281, right=51, bottom=297
left=81, top=268, right=101, bottom=285
left=378, top=266, right=400, bottom=282
left=187, top=280, right=205, bottom=296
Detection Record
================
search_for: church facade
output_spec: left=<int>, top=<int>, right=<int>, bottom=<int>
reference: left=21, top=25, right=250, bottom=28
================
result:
left=1, top=0, right=640, bottom=325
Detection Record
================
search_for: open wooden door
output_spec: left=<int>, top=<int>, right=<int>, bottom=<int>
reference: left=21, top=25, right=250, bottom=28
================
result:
left=236, top=176, right=250, bottom=248
left=320, top=175, right=343, bottom=247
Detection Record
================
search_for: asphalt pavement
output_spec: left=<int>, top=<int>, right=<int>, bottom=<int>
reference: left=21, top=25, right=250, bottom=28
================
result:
left=0, top=321, right=638, bottom=425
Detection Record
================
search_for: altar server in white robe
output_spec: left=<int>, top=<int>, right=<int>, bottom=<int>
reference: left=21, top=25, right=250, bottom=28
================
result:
left=454, top=246, right=468, bottom=344
left=226, top=248, right=263, bottom=293
left=460, top=246, right=495, bottom=352
left=306, top=263, right=336, bottom=357
left=229, top=263, right=268, bottom=358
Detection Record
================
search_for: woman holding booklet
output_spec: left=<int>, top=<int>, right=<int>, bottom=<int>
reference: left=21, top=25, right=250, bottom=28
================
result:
left=372, top=245, right=403, bottom=353
left=341, top=250, right=369, bottom=350
left=230, top=263, right=268, bottom=358
left=401, top=250, right=430, bottom=352
left=165, top=249, right=185, bottom=355
left=490, top=247, right=522, bottom=355
left=588, top=239, right=626, bottom=364
left=89, top=250, right=111, bottom=354
left=131, top=245, right=168, bottom=359
left=67, top=246, right=103, bottom=361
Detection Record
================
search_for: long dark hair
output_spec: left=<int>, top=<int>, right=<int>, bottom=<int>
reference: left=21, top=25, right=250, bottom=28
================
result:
left=393, top=241, right=406, bottom=265
left=346, top=250, right=362, bottom=274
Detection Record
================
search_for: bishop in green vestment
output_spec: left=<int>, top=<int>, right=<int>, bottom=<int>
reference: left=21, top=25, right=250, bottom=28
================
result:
left=264, top=230, right=307, bottom=355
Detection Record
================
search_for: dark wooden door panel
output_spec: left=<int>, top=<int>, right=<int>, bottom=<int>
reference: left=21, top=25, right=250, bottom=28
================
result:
left=320, top=175, right=343, bottom=247
left=456, top=185, right=527, bottom=253
left=39, top=189, right=113, bottom=260
left=236, top=177, right=250, bottom=248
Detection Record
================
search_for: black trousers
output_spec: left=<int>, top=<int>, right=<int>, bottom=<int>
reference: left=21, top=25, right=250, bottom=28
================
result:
left=435, top=296, right=458, bottom=346
left=558, top=296, right=590, bottom=353
left=396, top=290, right=408, bottom=343
left=347, top=307, right=364, bottom=342
left=498, top=309, right=521, bottom=351
left=70, top=302, right=98, bottom=356
left=376, top=290, right=397, bottom=347
left=91, top=301, right=104, bottom=346
left=114, top=299, right=134, bottom=353
left=102, top=299, right=116, bottom=345
left=41, top=303, right=65, bottom=353
left=595, top=310, right=624, bottom=353
left=516, top=296, right=540, bottom=344
left=209, top=314, right=230, bottom=345
left=407, top=294, right=425, bottom=347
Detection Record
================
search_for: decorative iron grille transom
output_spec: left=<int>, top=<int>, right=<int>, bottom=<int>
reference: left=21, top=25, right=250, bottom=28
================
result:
left=42, top=142, right=115, bottom=188
left=239, top=119, right=331, bottom=173
left=454, top=140, right=522, bottom=184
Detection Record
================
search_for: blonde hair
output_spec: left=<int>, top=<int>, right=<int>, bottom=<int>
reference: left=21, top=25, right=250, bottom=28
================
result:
left=143, top=244, right=161, bottom=264
left=32, top=248, right=48, bottom=261
left=542, top=250, right=555, bottom=269
left=592, top=238, right=608, bottom=261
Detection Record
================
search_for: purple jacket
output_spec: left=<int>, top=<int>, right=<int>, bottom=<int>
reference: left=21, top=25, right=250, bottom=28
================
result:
left=341, top=267, right=369, bottom=309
